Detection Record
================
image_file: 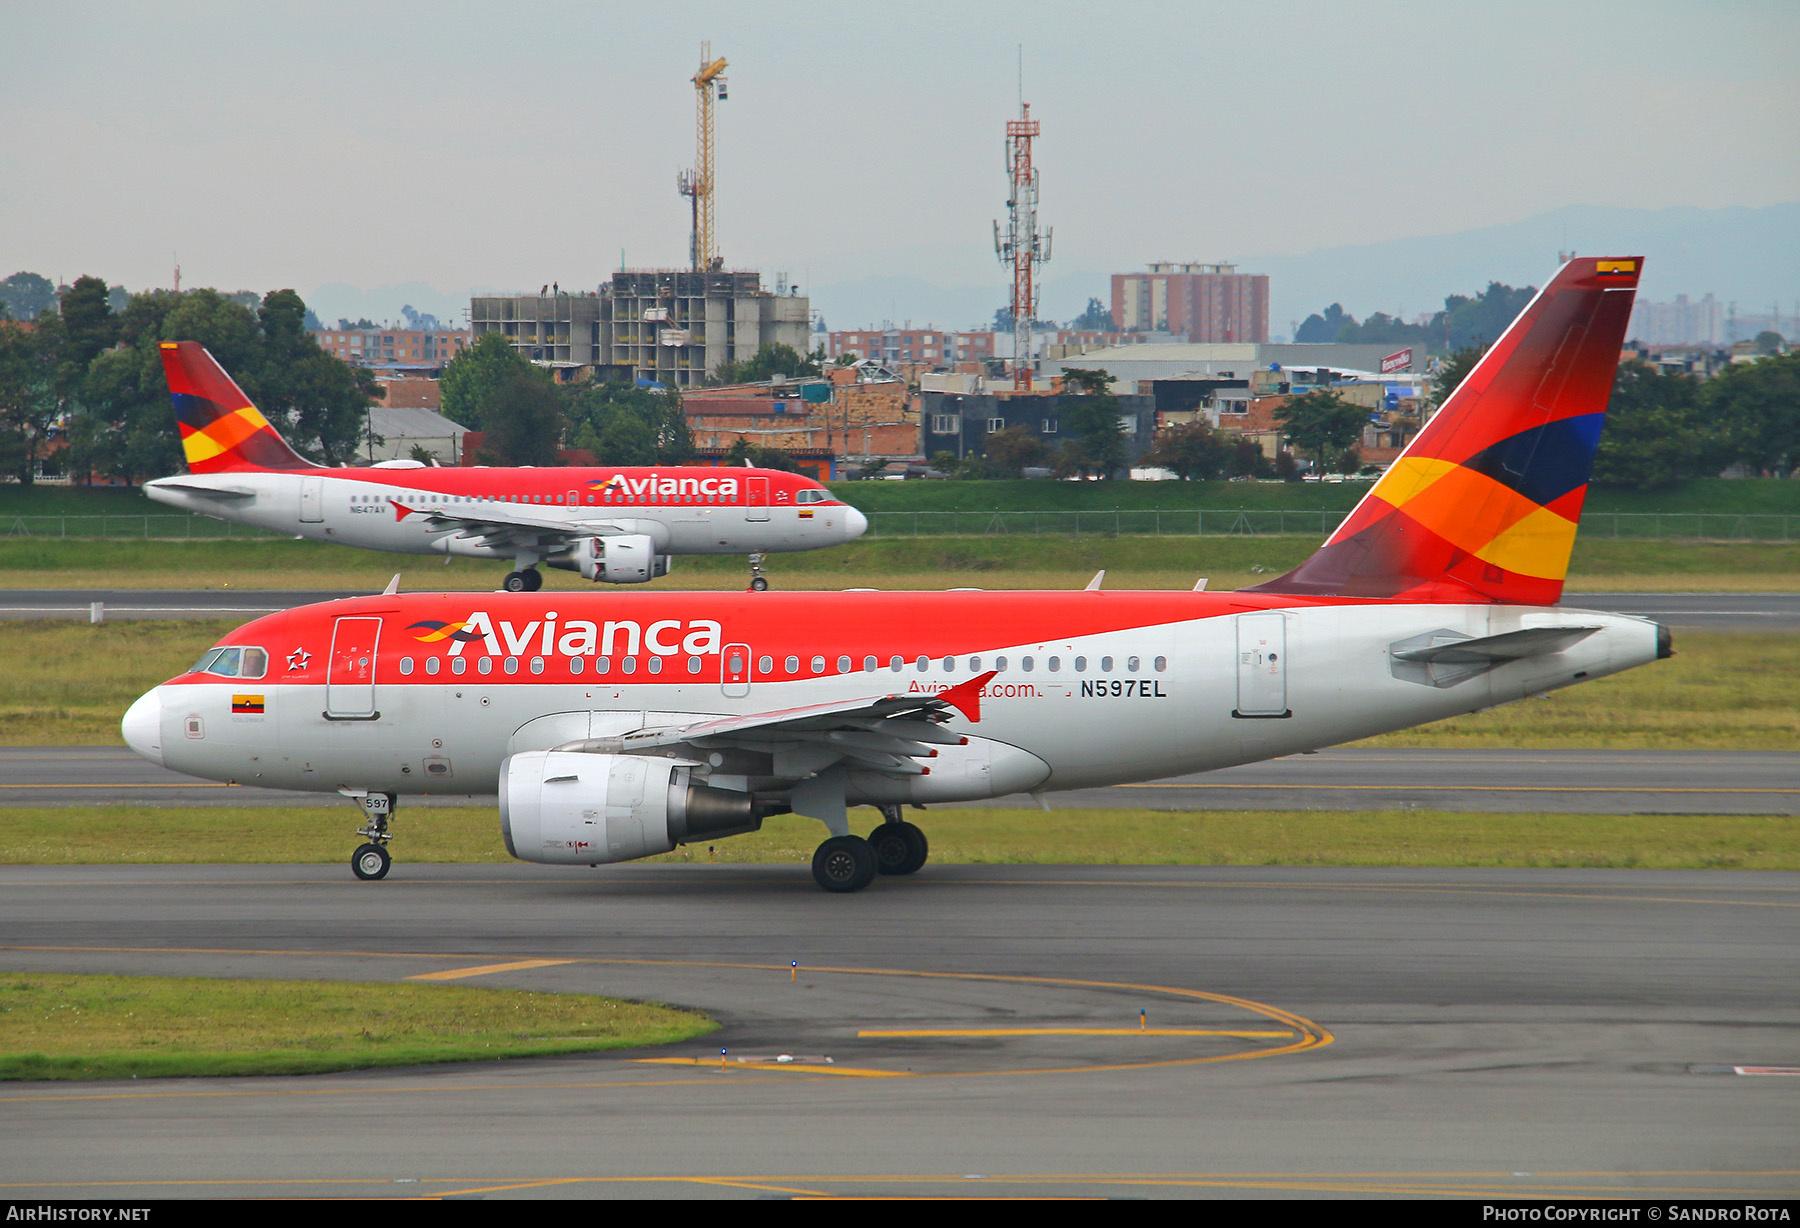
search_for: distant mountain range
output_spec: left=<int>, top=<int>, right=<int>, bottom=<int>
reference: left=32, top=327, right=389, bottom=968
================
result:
left=302, top=204, right=1798, bottom=341
left=804, top=204, right=1800, bottom=337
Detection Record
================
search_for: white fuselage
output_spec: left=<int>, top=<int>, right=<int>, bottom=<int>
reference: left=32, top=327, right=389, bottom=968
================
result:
left=142, top=471, right=865, bottom=559
left=125, top=601, right=1663, bottom=807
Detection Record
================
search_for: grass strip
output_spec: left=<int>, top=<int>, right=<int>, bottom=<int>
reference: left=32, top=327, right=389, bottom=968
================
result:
left=0, top=973, right=715, bottom=1081
left=1, top=807, right=1794, bottom=871
left=2, top=624, right=1791, bottom=749
left=1, top=536, right=1798, bottom=593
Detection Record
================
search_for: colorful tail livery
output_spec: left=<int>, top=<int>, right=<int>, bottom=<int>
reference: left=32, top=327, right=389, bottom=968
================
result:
left=1249, top=256, right=1642, bottom=605
left=158, top=341, right=314, bottom=473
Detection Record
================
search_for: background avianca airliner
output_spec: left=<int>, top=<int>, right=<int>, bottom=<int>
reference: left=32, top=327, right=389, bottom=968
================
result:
left=145, top=341, right=867, bottom=591
left=124, top=258, right=1666, bottom=893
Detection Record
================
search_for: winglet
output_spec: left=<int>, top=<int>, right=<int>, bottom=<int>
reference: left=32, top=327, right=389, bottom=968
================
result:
left=1085, top=570, right=1105, bottom=591
left=937, top=669, right=998, bottom=723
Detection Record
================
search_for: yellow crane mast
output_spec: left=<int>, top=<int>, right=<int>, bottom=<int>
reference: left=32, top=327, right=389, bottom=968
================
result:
left=677, top=42, right=728, bottom=271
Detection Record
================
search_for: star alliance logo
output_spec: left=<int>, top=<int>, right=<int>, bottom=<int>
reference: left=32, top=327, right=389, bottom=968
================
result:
left=286, top=648, right=312, bottom=672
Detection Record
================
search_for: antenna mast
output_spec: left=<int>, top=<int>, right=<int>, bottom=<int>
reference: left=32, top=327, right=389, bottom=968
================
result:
left=994, top=99, right=1051, bottom=389
left=677, top=42, right=729, bottom=271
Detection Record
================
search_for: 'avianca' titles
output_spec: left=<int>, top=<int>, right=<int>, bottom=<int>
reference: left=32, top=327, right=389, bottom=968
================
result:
left=144, top=342, right=867, bottom=591
left=124, top=258, right=1666, bottom=893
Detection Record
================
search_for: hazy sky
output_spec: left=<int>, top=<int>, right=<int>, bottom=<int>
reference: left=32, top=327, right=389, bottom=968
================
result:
left=6, top=0, right=1797, bottom=323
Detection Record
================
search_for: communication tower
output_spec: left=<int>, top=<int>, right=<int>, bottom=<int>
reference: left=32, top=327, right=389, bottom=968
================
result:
left=993, top=100, right=1052, bottom=389
left=677, top=42, right=729, bottom=272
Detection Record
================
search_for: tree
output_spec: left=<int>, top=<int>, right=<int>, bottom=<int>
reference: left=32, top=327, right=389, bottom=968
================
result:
left=1139, top=420, right=1236, bottom=480
left=723, top=436, right=798, bottom=471
left=1591, top=360, right=1714, bottom=489
left=976, top=425, right=1056, bottom=478
left=1060, top=368, right=1113, bottom=395
left=440, top=332, right=533, bottom=431
left=1753, top=330, right=1787, bottom=356
left=0, top=273, right=57, bottom=321
left=1295, top=303, right=1349, bottom=343
left=1072, top=297, right=1115, bottom=332
left=563, top=377, right=692, bottom=465
left=1707, top=351, right=1800, bottom=476
left=59, top=276, right=118, bottom=372
left=1274, top=389, right=1367, bottom=471
left=709, top=343, right=820, bottom=386
left=1059, top=393, right=1128, bottom=478
left=0, top=317, right=63, bottom=484
left=476, top=366, right=565, bottom=466
left=1428, top=343, right=1487, bottom=415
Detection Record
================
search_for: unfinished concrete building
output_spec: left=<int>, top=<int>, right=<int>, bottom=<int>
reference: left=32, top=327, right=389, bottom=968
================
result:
left=471, top=271, right=810, bottom=388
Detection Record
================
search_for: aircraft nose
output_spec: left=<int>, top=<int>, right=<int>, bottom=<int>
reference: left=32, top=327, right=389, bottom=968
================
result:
left=843, top=507, right=868, bottom=540
left=121, top=688, right=164, bottom=767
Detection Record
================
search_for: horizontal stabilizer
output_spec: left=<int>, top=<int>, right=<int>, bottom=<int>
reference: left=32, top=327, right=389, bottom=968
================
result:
left=1389, top=625, right=1601, bottom=688
left=146, top=479, right=255, bottom=501
left=1392, top=625, right=1602, bottom=664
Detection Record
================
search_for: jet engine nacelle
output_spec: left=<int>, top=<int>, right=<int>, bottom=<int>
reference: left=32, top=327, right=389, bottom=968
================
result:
left=573, top=535, right=672, bottom=584
left=499, top=750, right=759, bottom=866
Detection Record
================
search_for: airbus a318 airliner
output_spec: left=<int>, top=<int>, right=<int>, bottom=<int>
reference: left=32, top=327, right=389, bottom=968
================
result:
left=144, top=341, right=868, bottom=591
left=124, top=258, right=1665, bottom=893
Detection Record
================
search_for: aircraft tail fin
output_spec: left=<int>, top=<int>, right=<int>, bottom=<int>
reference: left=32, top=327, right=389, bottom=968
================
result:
left=1245, top=256, right=1643, bottom=605
left=158, top=341, right=316, bottom=472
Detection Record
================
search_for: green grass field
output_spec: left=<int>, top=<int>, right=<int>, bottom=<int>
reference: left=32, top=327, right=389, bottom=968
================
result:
left=0, top=973, right=715, bottom=1080
left=1, top=534, right=1797, bottom=593
left=1, top=804, right=1793, bottom=872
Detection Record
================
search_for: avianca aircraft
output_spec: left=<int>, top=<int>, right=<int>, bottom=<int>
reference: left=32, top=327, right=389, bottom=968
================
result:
left=123, top=258, right=1666, bottom=893
left=144, top=342, right=868, bottom=591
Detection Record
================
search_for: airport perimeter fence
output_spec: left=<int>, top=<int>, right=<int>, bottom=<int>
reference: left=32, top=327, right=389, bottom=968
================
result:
left=4, top=510, right=1798, bottom=542
left=861, top=510, right=1800, bottom=541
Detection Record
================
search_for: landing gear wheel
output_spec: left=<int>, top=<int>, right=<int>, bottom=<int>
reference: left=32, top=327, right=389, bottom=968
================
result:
left=750, top=576, right=769, bottom=592
left=869, top=821, right=928, bottom=876
left=503, top=569, right=543, bottom=593
left=811, top=835, right=877, bottom=893
left=352, top=842, right=391, bottom=881
left=748, top=552, right=768, bottom=592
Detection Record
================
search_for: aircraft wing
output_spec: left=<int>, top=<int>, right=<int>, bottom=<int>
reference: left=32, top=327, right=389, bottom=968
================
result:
left=388, top=498, right=639, bottom=552
left=568, top=671, right=998, bottom=778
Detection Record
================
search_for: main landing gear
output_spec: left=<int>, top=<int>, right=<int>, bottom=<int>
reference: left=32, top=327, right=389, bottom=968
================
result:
left=349, top=792, right=397, bottom=881
left=503, top=568, right=543, bottom=592
left=809, top=805, right=929, bottom=893
left=748, top=552, right=769, bottom=592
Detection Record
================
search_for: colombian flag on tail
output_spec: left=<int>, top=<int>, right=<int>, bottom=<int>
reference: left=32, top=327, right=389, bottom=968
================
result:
left=159, top=341, right=316, bottom=473
left=1247, top=256, right=1643, bottom=606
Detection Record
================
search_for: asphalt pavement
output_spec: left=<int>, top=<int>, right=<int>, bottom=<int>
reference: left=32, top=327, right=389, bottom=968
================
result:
left=0, top=862, right=1793, bottom=1199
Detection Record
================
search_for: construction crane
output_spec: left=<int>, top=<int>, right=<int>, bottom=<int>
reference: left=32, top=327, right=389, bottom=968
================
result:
left=994, top=100, right=1051, bottom=390
left=677, top=42, right=729, bottom=272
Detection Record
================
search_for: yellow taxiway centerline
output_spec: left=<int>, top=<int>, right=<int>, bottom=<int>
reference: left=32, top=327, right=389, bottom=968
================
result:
left=407, top=959, right=575, bottom=981
left=856, top=1022, right=1296, bottom=1029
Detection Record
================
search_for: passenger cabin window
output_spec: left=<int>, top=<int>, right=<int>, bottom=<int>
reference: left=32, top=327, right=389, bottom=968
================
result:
left=191, top=646, right=267, bottom=679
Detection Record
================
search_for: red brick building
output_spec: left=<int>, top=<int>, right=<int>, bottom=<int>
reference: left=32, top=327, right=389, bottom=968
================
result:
left=1111, top=263, right=1269, bottom=343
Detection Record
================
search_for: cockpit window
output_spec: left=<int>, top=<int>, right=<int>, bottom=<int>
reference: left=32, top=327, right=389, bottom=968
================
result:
left=190, top=646, right=268, bottom=679
left=796, top=489, right=828, bottom=504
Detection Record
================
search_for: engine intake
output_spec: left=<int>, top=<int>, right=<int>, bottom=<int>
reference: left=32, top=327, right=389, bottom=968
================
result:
left=499, top=751, right=758, bottom=865
left=573, top=535, right=671, bottom=584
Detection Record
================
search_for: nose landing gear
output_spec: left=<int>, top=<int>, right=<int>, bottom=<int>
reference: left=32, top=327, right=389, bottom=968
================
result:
left=347, top=792, right=397, bottom=880
left=748, top=552, right=769, bottom=591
